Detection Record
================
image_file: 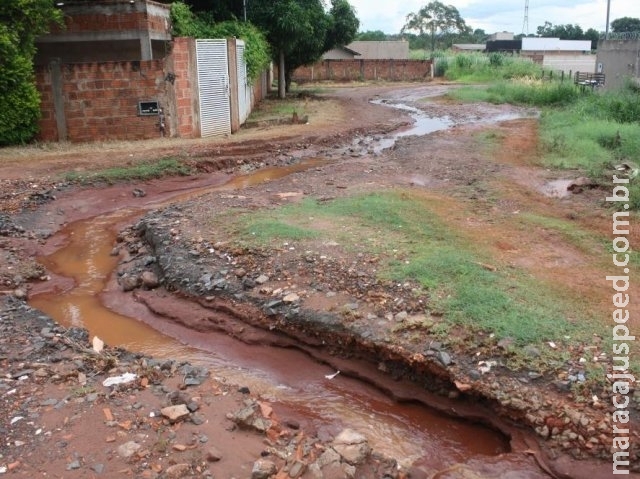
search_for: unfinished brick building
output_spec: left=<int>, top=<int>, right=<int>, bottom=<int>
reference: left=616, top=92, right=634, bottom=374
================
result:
left=35, top=0, right=267, bottom=142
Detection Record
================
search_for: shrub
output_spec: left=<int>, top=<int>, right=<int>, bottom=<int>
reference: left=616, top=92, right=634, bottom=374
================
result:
left=488, top=52, right=504, bottom=67
left=0, top=1, right=62, bottom=146
left=170, top=2, right=270, bottom=81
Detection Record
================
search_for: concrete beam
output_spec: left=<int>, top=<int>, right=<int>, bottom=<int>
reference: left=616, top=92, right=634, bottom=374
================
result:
left=37, top=31, right=171, bottom=43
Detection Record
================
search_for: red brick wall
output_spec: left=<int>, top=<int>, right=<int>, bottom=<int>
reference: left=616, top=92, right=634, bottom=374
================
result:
left=50, top=1, right=169, bottom=35
left=170, top=37, right=199, bottom=139
left=292, top=59, right=433, bottom=83
left=36, top=60, right=169, bottom=142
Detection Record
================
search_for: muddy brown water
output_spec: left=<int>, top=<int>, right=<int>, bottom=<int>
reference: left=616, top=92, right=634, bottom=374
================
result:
left=28, top=153, right=542, bottom=474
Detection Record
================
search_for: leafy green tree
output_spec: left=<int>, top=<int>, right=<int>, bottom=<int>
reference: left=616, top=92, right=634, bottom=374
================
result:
left=611, top=17, right=640, bottom=33
left=535, top=21, right=599, bottom=50
left=249, top=0, right=358, bottom=98
left=324, top=0, right=359, bottom=51
left=0, top=0, right=61, bottom=145
left=584, top=28, right=599, bottom=50
left=536, top=22, right=585, bottom=39
left=401, top=1, right=470, bottom=52
left=180, top=0, right=244, bottom=21
left=170, top=2, right=270, bottom=81
left=356, top=30, right=388, bottom=41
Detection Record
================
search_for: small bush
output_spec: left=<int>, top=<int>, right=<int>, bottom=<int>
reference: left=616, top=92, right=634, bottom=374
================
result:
left=443, top=52, right=542, bottom=82
left=488, top=52, right=504, bottom=67
left=434, top=57, right=448, bottom=77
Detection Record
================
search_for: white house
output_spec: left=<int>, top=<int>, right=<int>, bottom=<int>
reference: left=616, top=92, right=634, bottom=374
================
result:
left=521, top=38, right=595, bottom=74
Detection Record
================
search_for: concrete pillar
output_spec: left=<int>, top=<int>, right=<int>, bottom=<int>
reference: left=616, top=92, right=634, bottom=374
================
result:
left=50, top=58, right=67, bottom=142
left=227, top=38, right=240, bottom=133
left=140, top=31, right=152, bottom=60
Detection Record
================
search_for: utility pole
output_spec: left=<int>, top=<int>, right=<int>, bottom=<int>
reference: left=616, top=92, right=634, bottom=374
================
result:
left=522, top=0, right=529, bottom=35
left=243, top=0, right=247, bottom=22
left=605, top=0, right=611, bottom=39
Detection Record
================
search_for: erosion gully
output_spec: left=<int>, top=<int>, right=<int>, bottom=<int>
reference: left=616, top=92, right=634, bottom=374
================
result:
left=28, top=108, right=547, bottom=476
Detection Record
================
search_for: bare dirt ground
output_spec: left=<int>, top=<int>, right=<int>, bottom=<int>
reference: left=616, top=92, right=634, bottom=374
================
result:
left=0, top=82, right=639, bottom=479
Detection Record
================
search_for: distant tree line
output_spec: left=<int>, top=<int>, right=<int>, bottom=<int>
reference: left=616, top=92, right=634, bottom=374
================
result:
left=357, top=1, right=640, bottom=53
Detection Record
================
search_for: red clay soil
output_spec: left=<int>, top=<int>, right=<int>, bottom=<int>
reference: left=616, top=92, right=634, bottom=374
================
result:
left=0, top=83, right=638, bottom=479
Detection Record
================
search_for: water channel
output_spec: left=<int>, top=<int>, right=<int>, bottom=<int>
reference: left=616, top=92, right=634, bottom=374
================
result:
left=27, top=104, right=547, bottom=475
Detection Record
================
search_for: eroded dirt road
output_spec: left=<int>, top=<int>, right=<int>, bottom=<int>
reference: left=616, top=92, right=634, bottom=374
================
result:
left=1, top=83, right=638, bottom=478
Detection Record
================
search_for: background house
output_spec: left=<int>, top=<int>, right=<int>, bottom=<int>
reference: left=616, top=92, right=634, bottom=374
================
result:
left=486, top=33, right=594, bottom=73
left=322, top=41, right=409, bottom=60
left=322, top=45, right=361, bottom=60
left=293, top=40, right=428, bottom=83
left=521, top=37, right=594, bottom=73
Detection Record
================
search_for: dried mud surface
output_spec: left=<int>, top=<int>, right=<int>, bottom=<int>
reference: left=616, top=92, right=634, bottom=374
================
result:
left=0, top=83, right=638, bottom=479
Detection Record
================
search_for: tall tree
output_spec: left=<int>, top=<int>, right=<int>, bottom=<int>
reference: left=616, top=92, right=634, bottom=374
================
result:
left=611, top=17, right=640, bottom=33
left=0, top=0, right=61, bottom=145
left=249, top=0, right=358, bottom=98
left=324, top=0, right=359, bottom=51
left=536, top=22, right=584, bottom=39
left=357, top=30, right=388, bottom=41
left=584, top=28, right=599, bottom=50
left=401, top=1, right=470, bottom=52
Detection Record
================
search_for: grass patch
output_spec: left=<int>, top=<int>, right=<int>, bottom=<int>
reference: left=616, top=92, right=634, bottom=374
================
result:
left=248, top=90, right=323, bottom=123
left=438, top=53, right=543, bottom=83
left=517, top=213, right=606, bottom=255
left=64, top=157, right=191, bottom=184
left=221, top=191, right=604, bottom=351
left=241, top=218, right=319, bottom=242
left=449, top=78, right=640, bottom=210
left=450, top=78, right=579, bottom=107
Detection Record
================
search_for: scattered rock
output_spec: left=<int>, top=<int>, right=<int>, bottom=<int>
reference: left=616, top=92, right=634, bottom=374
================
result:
left=436, top=351, right=452, bottom=367
left=331, top=429, right=371, bottom=465
left=205, top=446, right=223, bottom=462
left=120, top=275, right=141, bottom=292
left=117, top=441, right=142, bottom=458
left=141, top=271, right=160, bottom=289
left=161, top=404, right=190, bottom=422
left=251, top=459, right=277, bottom=479
left=283, top=293, right=300, bottom=303
left=164, top=463, right=192, bottom=478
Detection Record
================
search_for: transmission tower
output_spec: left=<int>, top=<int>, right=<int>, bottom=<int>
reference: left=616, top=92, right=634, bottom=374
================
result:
left=522, top=0, right=529, bottom=35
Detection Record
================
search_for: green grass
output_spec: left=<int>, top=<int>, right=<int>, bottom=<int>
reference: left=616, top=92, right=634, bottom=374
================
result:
left=248, top=89, right=323, bottom=122
left=220, top=192, right=604, bottom=350
left=518, top=213, right=605, bottom=255
left=448, top=78, right=640, bottom=210
left=64, top=157, right=191, bottom=183
left=438, top=52, right=543, bottom=83
left=450, top=79, right=579, bottom=107
left=242, top=218, right=319, bottom=242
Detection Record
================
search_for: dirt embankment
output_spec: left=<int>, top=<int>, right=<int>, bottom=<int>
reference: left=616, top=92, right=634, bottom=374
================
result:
left=1, top=83, right=638, bottom=478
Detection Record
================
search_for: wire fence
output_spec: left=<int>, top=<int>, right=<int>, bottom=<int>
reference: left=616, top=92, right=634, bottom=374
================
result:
left=600, top=32, right=640, bottom=40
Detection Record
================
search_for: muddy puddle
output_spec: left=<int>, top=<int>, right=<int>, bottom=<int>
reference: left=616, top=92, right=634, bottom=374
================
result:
left=371, top=99, right=537, bottom=154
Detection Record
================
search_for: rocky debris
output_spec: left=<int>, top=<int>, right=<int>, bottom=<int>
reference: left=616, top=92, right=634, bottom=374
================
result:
left=161, top=404, right=191, bottom=422
left=232, top=400, right=272, bottom=433
left=118, top=440, right=142, bottom=458
left=105, top=203, right=640, bottom=470
left=251, top=458, right=278, bottom=479
left=331, top=429, right=372, bottom=465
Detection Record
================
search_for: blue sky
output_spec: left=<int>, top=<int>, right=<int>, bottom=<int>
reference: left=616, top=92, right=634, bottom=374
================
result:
left=349, top=1, right=640, bottom=35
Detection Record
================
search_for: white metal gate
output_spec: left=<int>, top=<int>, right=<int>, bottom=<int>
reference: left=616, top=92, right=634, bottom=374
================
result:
left=236, top=39, right=252, bottom=124
left=196, top=39, right=231, bottom=137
